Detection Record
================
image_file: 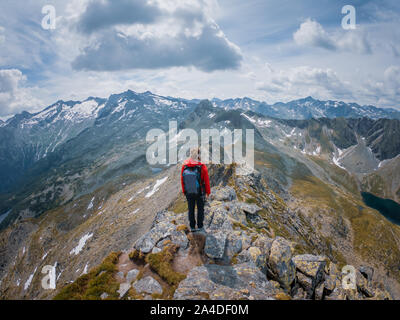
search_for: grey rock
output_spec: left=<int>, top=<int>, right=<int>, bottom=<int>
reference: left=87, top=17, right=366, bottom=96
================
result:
left=315, top=282, right=324, bottom=300
left=210, top=187, right=237, bottom=202
left=324, top=263, right=340, bottom=293
left=224, top=233, right=243, bottom=261
left=223, top=202, right=247, bottom=225
left=116, top=271, right=125, bottom=280
left=235, top=246, right=266, bottom=272
left=292, top=287, right=306, bottom=300
left=170, top=230, right=189, bottom=249
left=359, top=265, right=374, bottom=282
left=266, top=237, right=296, bottom=291
left=206, top=207, right=233, bottom=231
left=100, top=292, right=109, bottom=300
left=126, top=269, right=139, bottom=283
left=118, top=282, right=131, bottom=298
left=246, top=213, right=268, bottom=229
left=235, top=248, right=252, bottom=264
left=253, top=236, right=274, bottom=257
left=324, top=273, right=338, bottom=293
left=356, top=270, right=374, bottom=298
left=296, top=272, right=313, bottom=297
left=205, top=231, right=227, bottom=259
left=174, top=263, right=277, bottom=300
left=292, top=254, right=327, bottom=279
left=239, top=203, right=262, bottom=215
left=292, top=254, right=327, bottom=297
left=151, top=247, right=161, bottom=254
left=134, top=221, right=176, bottom=253
left=133, top=276, right=163, bottom=295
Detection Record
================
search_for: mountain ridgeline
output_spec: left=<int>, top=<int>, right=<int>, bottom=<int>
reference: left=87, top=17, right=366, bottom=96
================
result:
left=1, top=92, right=400, bottom=229
left=1, top=91, right=400, bottom=300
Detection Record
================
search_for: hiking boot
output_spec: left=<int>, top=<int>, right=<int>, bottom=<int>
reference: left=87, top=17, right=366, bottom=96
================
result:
left=190, top=228, right=197, bottom=233
left=197, top=227, right=205, bottom=233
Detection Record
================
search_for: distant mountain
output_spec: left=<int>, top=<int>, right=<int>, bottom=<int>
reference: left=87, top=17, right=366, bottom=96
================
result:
left=0, top=91, right=197, bottom=227
left=2, top=100, right=400, bottom=300
left=0, top=91, right=194, bottom=191
left=1, top=91, right=400, bottom=230
left=213, top=96, right=400, bottom=120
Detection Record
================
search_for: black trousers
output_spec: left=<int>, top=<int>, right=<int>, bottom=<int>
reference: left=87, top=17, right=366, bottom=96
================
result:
left=186, top=194, right=205, bottom=229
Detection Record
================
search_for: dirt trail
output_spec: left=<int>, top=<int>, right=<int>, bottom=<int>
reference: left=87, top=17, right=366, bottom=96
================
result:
left=173, top=232, right=207, bottom=274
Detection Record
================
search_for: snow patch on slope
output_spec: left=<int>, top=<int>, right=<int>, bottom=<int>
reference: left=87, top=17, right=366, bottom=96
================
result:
left=145, top=177, right=168, bottom=198
left=70, top=233, right=93, bottom=256
left=24, top=267, right=38, bottom=291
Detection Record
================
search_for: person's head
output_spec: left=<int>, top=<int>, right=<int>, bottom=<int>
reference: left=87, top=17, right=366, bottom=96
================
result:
left=190, top=147, right=200, bottom=161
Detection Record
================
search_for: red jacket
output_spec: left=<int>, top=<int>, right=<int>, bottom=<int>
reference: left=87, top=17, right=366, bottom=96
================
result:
left=181, top=158, right=211, bottom=195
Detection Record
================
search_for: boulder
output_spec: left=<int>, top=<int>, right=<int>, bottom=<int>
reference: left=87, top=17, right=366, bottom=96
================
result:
left=134, top=221, right=176, bottom=253
left=235, top=246, right=265, bottom=270
left=174, top=263, right=277, bottom=300
left=223, top=202, right=248, bottom=225
left=356, top=270, right=374, bottom=298
left=206, top=207, right=233, bottom=232
left=359, top=265, right=374, bottom=283
left=210, top=187, right=237, bottom=202
left=296, top=272, right=313, bottom=297
left=239, top=203, right=262, bottom=215
left=151, top=247, right=161, bottom=254
left=252, top=236, right=274, bottom=257
left=246, top=213, right=268, bottom=229
left=324, top=273, right=338, bottom=293
left=205, top=231, right=227, bottom=259
left=324, top=262, right=340, bottom=293
left=315, top=282, right=324, bottom=300
left=292, top=287, right=306, bottom=300
left=292, top=254, right=327, bottom=280
left=118, top=282, right=131, bottom=298
left=126, top=269, right=139, bottom=283
left=266, top=237, right=296, bottom=291
left=224, top=232, right=243, bottom=262
left=133, top=276, right=163, bottom=295
left=292, top=254, right=327, bottom=298
left=169, top=230, right=189, bottom=249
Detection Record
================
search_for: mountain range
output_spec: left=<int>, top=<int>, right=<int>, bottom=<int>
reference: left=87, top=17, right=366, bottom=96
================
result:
left=1, top=90, right=400, bottom=300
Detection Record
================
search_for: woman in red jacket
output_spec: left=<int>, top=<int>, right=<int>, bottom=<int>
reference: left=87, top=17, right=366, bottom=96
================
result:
left=181, top=148, right=210, bottom=232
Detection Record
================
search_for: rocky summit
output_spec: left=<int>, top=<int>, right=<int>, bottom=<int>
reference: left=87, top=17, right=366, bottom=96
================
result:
left=49, top=164, right=393, bottom=300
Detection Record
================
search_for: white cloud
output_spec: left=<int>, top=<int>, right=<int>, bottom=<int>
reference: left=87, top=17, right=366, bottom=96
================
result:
left=256, top=65, right=353, bottom=101
left=0, top=0, right=399, bottom=117
left=0, top=69, right=42, bottom=117
left=293, top=19, right=336, bottom=50
left=293, top=19, right=371, bottom=54
left=362, top=66, right=400, bottom=107
left=72, top=0, right=242, bottom=72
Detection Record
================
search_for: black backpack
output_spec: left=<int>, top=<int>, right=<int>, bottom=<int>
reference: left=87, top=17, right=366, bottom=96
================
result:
left=182, top=165, right=202, bottom=196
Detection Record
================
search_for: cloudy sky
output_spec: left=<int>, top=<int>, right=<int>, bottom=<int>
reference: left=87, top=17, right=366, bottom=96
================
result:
left=0, top=0, right=399, bottom=119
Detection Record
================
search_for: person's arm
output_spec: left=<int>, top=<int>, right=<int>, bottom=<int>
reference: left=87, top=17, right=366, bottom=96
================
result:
left=202, top=165, right=211, bottom=195
left=181, top=165, right=186, bottom=194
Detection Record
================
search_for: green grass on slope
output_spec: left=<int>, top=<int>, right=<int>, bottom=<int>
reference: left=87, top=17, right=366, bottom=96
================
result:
left=290, top=170, right=400, bottom=282
left=54, top=252, right=121, bottom=300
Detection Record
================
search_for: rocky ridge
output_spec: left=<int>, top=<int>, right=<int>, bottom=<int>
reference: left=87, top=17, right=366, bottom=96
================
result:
left=54, top=165, right=392, bottom=300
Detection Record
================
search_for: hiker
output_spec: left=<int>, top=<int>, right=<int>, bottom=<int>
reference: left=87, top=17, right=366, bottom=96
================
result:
left=181, top=147, right=211, bottom=232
